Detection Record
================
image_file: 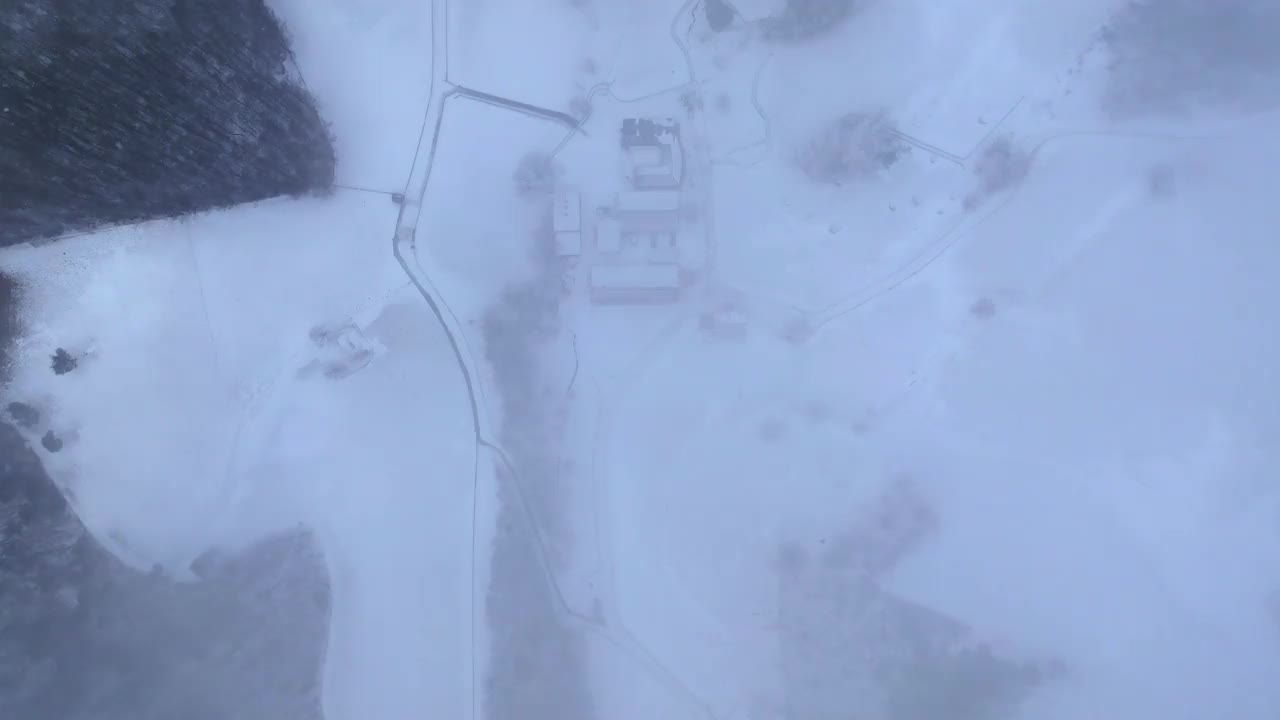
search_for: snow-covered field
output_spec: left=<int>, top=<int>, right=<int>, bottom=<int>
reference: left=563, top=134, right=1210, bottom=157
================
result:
left=272, top=0, right=435, bottom=191
left=1, top=3, right=481, bottom=719
left=5, top=1, right=1279, bottom=719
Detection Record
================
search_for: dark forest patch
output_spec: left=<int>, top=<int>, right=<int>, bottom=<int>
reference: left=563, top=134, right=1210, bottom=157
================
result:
left=1101, top=0, right=1280, bottom=117
left=0, top=0, right=335, bottom=246
left=0, top=420, right=330, bottom=720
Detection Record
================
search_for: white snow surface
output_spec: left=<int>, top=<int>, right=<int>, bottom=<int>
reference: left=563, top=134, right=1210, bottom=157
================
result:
left=272, top=0, right=434, bottom=192
left=4, top=1, right=1280, bottom=719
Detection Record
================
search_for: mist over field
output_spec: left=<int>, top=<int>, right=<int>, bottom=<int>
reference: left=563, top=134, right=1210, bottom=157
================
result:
left=3, top=1, right=1279, bottom=719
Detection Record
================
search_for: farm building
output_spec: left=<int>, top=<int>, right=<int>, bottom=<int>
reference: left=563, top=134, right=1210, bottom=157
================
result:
left=621, top=118, right=684, bottom=189
left=551, top=187, right=582, bottom=257
left=595, top=216, right=683, bottom=263
left=588, top=263, right=683, bottom=304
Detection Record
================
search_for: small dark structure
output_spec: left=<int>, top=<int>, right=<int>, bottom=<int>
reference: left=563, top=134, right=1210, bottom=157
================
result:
left=6, top=401, right=41, bottom=429
left=40, top=430, right=63, bottom=453
left=51, top=348, right=77, bottom=375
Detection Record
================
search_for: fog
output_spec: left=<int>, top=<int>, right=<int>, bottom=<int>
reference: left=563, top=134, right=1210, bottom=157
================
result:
left=2, top=1, right=1278, bottom=719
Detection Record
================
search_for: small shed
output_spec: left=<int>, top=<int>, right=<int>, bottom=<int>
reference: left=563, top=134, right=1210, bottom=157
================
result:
left=552, top=188, right=582, bottom=256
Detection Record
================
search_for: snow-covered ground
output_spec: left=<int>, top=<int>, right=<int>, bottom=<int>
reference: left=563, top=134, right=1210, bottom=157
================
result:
left=448, top=0, right=593, bottom=111
left=271, top=0, right=435, bottom=192
left=6, top=1, right=1280, bottom=719
left=412, top=96, right=570, bottom=315
left=448, top=0, right=690, bottom=113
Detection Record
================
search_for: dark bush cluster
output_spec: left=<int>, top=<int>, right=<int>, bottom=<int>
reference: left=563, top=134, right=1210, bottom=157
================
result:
left=0, top=0, right=335, bottom=246
left=1101, top=0, right=1280, bottom=116
left=763, top=0, right=860, bottom=42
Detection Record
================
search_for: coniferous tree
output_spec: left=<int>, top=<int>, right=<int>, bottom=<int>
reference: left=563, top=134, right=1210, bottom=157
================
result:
left=0, top=0, right=336, bottom=245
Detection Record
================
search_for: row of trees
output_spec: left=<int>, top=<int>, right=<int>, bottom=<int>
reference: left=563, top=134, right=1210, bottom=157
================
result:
left=1, top=0, right=335, bottom=245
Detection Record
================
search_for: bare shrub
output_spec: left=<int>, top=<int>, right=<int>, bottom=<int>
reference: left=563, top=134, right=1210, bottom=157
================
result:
left=782, top=316, right=813, bottom=344
left=795, top=111, right=909, bottom=185
left=763, top=0, right=860, bottom=42
left=969, top=297, right=997, bottom=320
left=1101, top=0, right=1280, bottom=116
left=568, top=93, right=592, bottom=122
left=774, top=542, right=810, bottom=576
left=758, top=417, right=788, bottom=443
left=965, top=135, right=1031, bottom=209
left=512, top=151, right=561, bottom=197
left=821, top=476, right=936, bottom=578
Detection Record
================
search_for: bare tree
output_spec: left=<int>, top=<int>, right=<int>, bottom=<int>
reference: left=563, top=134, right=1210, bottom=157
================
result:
left=512, top=151, right=561, bottom=197
left=795, top=111, right=908, bottom=185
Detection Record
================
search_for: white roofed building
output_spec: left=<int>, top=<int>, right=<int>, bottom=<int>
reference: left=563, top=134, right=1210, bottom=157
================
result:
left=621, top=117, right=683, bottom=189
left=551, top=187, right=581, bottom=257
left=589, top=263, right=683, bottom=304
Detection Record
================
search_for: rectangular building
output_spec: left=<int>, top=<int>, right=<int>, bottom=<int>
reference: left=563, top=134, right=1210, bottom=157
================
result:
left=589, top=263, right=682, bottom=304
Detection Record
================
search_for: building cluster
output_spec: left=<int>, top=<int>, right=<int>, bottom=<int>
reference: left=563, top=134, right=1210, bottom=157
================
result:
left=551, top=117, right=697, bottom=305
